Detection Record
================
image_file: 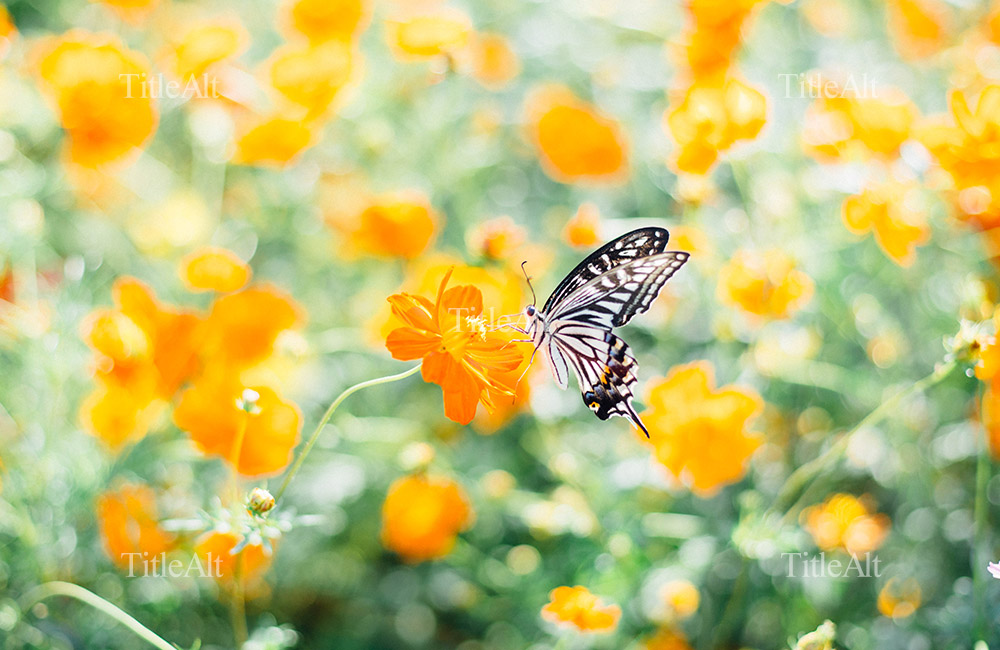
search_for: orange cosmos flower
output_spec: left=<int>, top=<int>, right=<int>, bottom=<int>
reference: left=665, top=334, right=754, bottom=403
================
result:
left=268, top=41, right=354, bottom=119
left=643, top=629, right=695, bottom=650
left=842, top=178, right=930, bottom=266
left=717, top=249, right=814, bottom=320
left=34, top=31, right=158, bottom=168
left=886, top=0, right=952, bottom=60
left=467, top=216, right=526, bottom=262
left=281, top=0, right=369, bottom=44
left=200, top=284, right=303, bottom=370
left=919, top=86, right=1000, bottom=230
left=990, top=3, right=1000, bottom=45
left=234, top=116, right=314, bottom=167
left=563, top=203, right=602, bottom=249
left=168, top=19, right=248, bottom=82
left=386, top=9, right=472, bottom=60
left=680, top=0, right=772, bottom=80
left=0, top=4, right=15, bottom=42
left=385, top=270, right=524, bottom=425
left=173, top=379, right=301, bottom=477
left=464, top=33, right=520, bottom=89
left=346, top=192, right=438, bottom=259
left=802, top=88, right=917, bottom=161
left=877, top=578, right=921, bottom=619
left=381, top=473, right=473, bottom=562
left=802, top=493, right=890, bottom=554
left=979, top=381, right=1000, bottom=458
left=180, top=247, right=251, bottom=293
left=642, top=361, right=762, bottom=495
left=541, top=585, right=621, bottom=633
left=665, top=76, right=767, bottom=175
left=194, top=530, right=273, bottom=592
left=96, top=482, right=175, bottom=569
left=91, top=0, right=158, bottom=23
left=527, top=85, right=628, bottom=184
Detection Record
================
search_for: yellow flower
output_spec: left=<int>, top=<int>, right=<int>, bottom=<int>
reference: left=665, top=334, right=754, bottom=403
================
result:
left=661, top=579, right=700, bottom=620
left=541, top=585, right=621, bottom=633
left=526, top=85, right=628, bottom=184
left=281, top=0, right=369, bottom=44
left=877, top=578, right=921, bottom=619
left=919, top=86, right=1000, bottom=230
left=386, top=9, right=472, bottom=60
left=641, top=361, right=763, bottom=495
left=34, top=31, right=158, bottom=168
left=680, top=0, right=771, bottom=79
left=96, top=482, right=175, bottom=569
left=467, top=216, right=525, bottom=262
left=180, top=247, right=251, bottom=293
left=842, top=178, right=930, bottom=266
left=665, top=76, right=767, bottom=175
left=268, top=41, right=354, bottom=119
left=642, top=629, right=694, bottom=650
left=344, top=191, right=439, bottom=259
left=381, top=473, right=473, bottom=562
left=886, top=0, right=952, bottom=60
left=802, top=88, right=917, bottom=161
left=0, top=4, right=16, bottom=42
left=91, top=0, right=158, bottom=23
left=717, top=248, right=813, bottom=320
left=234, top=116, right=314, bottom=167
left=563, top=203, right=602, bottom=249
left=463, top=32, right=519, bottom=89
left=802, top=493, right=890, bottom=554
left=169, top=19, right=247, bottom=82
left=173, top=379, right=301, bottom=477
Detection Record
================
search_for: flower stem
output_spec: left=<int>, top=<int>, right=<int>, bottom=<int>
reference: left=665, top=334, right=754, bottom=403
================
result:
left=273, top=364, right=421, bottom=503
left=19, top=581, right=176, bottom=650
left=973, top=385, right=991, bottom=642
left=231, top=553, right=248, bottom=648
left=772, top=359, right=958, bottom=523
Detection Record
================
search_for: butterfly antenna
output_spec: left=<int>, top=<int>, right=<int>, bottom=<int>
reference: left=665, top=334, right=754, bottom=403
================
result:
left=521, top=261, right=536, bottom=306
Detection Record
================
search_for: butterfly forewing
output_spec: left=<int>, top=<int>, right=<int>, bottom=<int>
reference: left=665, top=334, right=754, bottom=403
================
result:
left=540, top=227, right=670, bottom=314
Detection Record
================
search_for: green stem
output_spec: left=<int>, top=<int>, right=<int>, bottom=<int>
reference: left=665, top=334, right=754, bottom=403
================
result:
left=772, top=359, right=957, bottom=523
left=973, top=384, right=991, bottom=643
left=19, top=581, right=176, bottom=650
left=231, top=553, right=248, bottom=648
left=273, top=364, right=421, bottom=502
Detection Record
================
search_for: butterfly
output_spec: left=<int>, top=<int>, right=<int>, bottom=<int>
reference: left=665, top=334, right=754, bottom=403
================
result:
left=519, top=227, right=689, bottom=436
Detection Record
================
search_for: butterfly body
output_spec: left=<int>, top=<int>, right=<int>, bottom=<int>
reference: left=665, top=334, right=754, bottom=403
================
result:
left=523, top=227, right=689, bottom=436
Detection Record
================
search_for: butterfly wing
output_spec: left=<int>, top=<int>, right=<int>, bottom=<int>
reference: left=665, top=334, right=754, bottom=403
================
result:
left=540, top=227, right=671, bottom=314
left=549, top=252, right=690, bottom=328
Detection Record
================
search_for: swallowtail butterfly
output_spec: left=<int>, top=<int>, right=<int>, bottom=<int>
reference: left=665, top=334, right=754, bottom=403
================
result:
left=522, top=227, right=689, bottom=436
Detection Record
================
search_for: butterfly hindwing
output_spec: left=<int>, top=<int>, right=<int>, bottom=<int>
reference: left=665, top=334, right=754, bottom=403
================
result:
left=540, top=227, right=670, bottom=314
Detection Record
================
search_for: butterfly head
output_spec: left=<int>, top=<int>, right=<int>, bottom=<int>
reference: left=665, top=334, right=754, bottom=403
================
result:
left=524, top=304, right=536, bottom=318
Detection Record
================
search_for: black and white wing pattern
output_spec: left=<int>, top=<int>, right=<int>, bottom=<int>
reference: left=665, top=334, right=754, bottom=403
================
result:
left=526, top=227, right=689, bottom=436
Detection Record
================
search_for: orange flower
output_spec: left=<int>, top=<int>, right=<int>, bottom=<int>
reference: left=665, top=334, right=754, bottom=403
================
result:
left=91, top=0, right=158, bottom=22
left=169, top=19, right=247, bottom=82
left=80, top=377, right=163, bottom=448
left=173, top=379, right=301, bottom=477
left=96, top=483, right=175, bottom=569
left=919, top=86, right=1000, bottom=230
left=34, top=31, right=158, bottom=168
left=385, top=270, right=525, bottom=424
left=717, top=249, right=813, bottom=320
left=680, top=0, right=771, bottom=79
left=281, top=0, right=369, bottom=44
left=563, top=203, right=602, bottom=249
left=661, top=579, right=700, bottom=620
left=802, top=493, right=890, bottom=554
left=464, top=33, right=519, bottom=89
left=234, top=116, right=314, bottom=167
left=842, top=178, right=930, bottom=266
left=541, top=585, right=621, bottom=633
left=346, top=192, right=438, bottom=259
left=386, top=9, right=472, bottom=60
left=268, top=41, right=354, bottom=118
left=643, top=629, right=695, bottom=650
left=886, top=0, right=952, bottom=60
left=526, top=85, right=628, bottom=184
left=877, top=578, right=921, bottom=619
left=467, top=216, right=525, bottom=262
left=980, top=381, right=1000, bottom=457
left=802, top=88, right=917, bottom=161
left=665, top=76, right=766, bottom=175
left=194, top=530, right=273, bottom=591
left=200, top=284, right=303, bottom=370
left=381, top=473, right=473, bottom=562
left=0, top=4, right=15, bottom=41
left=180, top=247, right=251, bottom=293
left=641, top=361, right=763, bottom=495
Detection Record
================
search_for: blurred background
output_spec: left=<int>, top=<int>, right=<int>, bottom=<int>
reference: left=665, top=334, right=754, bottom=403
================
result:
left=2, top=0, right=1000, bottom=648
